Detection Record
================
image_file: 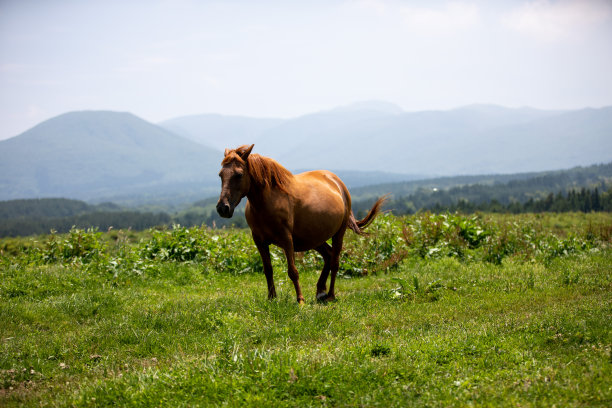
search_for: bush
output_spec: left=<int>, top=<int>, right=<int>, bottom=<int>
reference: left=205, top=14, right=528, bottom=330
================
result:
left=341, top=213, right=406, bottom=275
left=41, top=227, right=106, bottom=264
left=403, top=213, right=489, bottom=260
left=401, top=213, right=602, bottom=265
left=140, top=225, right=212, bottom=262
left=139, top=225, right=262, bottom=274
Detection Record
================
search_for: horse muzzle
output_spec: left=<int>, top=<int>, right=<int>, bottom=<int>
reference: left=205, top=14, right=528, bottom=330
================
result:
left=216, top=201, right=234, bottom=218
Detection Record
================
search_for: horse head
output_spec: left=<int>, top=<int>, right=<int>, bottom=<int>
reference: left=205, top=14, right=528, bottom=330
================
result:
left=216, top=144, right=254, bottom=218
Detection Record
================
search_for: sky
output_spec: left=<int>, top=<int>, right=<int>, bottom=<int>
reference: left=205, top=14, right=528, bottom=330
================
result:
left=1, top=0, right=611, bottom=140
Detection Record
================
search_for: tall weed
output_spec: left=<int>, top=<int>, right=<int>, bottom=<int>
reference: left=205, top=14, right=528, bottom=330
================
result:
left=40, top=227, right=106, bottom=265
left=402, top=212, right=602, bottom=265
left=139, top=225, right=261, bottom=274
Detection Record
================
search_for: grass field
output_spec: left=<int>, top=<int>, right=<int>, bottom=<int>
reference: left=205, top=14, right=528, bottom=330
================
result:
left=1, top=213, right=611, bottom=406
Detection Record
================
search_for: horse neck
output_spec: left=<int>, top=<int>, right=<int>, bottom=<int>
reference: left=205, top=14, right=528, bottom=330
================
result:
left=245, top=180, right=270, bottom=209
left=245, top=155, right=292, bottom=206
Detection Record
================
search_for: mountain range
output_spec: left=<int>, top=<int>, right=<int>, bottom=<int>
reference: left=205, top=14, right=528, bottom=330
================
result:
left=1, top=102, right=611, bottom=203
left=160, top=102, right=612, bottom=175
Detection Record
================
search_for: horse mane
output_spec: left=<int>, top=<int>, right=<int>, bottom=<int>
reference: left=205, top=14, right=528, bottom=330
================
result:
left=222, top=146, right=293, bottom=192
left=248, top=154, right=293, bottom=192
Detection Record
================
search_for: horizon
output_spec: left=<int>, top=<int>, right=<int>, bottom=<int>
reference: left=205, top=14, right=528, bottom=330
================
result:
left=2, top=0, right=612, bottom=141
left=3, top=100, right=610, bottom=141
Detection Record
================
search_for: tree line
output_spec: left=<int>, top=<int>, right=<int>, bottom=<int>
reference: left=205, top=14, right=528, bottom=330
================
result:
left=0, top=198, right=121, bottom=220
left=351, top=162, right=612, bottom=202
left=437, top=187, right=611, bottom=214
left=354, top=187, right=612, bottom=217
left=0, top=211, right=171, bottom=238
left=0, top=197, right=246, bottom=237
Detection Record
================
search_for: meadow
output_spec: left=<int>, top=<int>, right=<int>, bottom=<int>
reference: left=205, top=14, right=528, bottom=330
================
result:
left=1, top=212, right=610, bottom=407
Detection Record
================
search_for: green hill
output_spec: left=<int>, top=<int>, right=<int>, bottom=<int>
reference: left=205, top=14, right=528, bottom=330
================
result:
left=0, top=111, right=222, bottom=202
left=0, top=198, right=170, bottom=237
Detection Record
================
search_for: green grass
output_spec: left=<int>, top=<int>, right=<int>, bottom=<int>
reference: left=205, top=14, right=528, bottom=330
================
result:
left=1, top=213, right=611, bottom=406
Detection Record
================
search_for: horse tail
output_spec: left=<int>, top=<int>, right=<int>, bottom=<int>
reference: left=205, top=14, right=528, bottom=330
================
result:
left=348, top=195, right=388, bottom=235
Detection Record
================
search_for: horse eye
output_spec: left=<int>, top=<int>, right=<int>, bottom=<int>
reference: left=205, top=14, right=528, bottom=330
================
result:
left=234, top=173, right=243, bottom=179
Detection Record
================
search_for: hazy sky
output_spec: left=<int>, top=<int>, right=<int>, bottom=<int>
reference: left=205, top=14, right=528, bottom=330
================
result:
left=1, top=0, right=611, bottom=140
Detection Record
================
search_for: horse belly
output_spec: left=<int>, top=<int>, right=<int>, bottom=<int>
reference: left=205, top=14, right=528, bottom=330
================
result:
left=292, top=188, right=346, bottom=251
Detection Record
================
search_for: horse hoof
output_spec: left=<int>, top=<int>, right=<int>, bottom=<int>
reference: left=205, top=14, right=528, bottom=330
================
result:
left=297, top=298, right=305, bottom=305
left=316, top=293, right=337, bottom=302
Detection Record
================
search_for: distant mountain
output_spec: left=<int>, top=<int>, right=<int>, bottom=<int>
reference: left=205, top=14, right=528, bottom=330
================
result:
left=159, top=114, right=284, bottom=151
left=158, top=101, right=405, bottom=153
left=0, top=111, right=222, bottom=202
left=250, top=104, right=612, bottom=175
left=252, top=102, right=405, bottom=164
left=3, top=103, right=611, bottom=204
left=159, top=103, right=612, bottom=179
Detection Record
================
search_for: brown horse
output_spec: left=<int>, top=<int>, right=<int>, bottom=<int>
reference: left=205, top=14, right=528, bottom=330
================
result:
left=216, top=144, right=386, bottom=303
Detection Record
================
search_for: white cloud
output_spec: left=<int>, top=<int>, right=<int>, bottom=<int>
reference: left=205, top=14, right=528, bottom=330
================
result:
left=115, top=56, right=176, bottom=73
left=400, top=2, right=480, bottom=33
left=347, top=1, right=481, bottom=33
left=503, top=0, right=612, bottom=41
left=350, top=0, right=390, bottom=16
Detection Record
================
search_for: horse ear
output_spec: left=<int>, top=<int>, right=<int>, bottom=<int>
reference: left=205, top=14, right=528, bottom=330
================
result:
left=224, top=148, right=231, bottom=157
left=239, top=144, right=254, bottom=161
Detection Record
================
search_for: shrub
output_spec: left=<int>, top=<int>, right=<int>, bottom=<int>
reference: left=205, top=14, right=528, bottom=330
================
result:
left=140, top=225, right=212, bottom=262
left=341, top=213, right=406, bottom=275
left=41, top=227, right=106, bottom=264
left=400, top=213, right=602, bottom=265
left=403, top=213, right=489, bottom=260
left=139, top=225, right=262, bottom=274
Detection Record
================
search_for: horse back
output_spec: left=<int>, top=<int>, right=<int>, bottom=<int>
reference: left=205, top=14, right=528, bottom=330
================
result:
left=294, top=170, right=351, bottom=213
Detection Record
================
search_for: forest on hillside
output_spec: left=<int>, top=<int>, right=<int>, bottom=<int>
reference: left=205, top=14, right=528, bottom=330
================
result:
left=353, top=163, right=612, bottom=216
left=351, top=162, right=612, bottom=200
left=353, top=187, right=612, bottom=217
left=0, top=199, right=171, bottom=237
left=1, top=163, right=611, bottom=237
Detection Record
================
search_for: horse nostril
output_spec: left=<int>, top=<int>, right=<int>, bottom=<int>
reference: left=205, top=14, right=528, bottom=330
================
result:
left=217, top=202, right=231, bottom=217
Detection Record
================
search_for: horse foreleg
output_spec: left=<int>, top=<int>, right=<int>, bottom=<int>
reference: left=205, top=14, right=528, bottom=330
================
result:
left=315, top=243, right=332, bottom=301
left=254, top=239, right=276, bottom=299
left=281, top=241, right=305, bottom=304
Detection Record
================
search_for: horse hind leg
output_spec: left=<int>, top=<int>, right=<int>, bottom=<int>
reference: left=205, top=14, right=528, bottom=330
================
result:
left=315, top=243, right=332, bottom=301
left=327, top=228, right=346, bottom=301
